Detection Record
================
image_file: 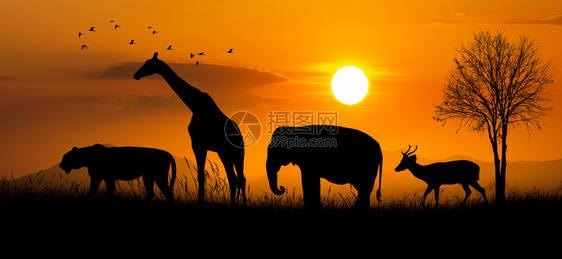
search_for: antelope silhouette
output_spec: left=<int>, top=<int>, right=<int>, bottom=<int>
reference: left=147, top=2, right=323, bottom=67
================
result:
left=133, top=52, right=246, bottom=206
left=395, top=145, right=488, bottom=208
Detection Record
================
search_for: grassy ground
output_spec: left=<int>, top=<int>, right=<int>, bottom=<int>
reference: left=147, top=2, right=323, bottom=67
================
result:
left=1, top=165, right=560, bottom=253
left=2, top=167, right=560, bottom=218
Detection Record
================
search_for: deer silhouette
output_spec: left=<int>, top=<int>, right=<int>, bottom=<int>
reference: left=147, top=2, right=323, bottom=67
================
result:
left=395, top=145, right=488, bottom=208
left=133, top=52, right=246, bottom=206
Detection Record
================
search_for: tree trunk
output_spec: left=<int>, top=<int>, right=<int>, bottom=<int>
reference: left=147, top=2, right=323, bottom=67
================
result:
left=497, top=127, right=509, bottom=207
left=492, top=147, right=505, bottom=206
left=496, top=169, right=506, bottom=206
left=490, top=134, right=505, bottom=207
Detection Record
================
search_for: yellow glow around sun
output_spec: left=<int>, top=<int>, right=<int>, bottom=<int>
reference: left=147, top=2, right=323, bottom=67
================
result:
left=331, top=66, right=369, bottom=105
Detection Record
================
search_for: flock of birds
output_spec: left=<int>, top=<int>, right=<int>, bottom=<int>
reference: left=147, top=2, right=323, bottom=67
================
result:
left=78, top=20, right=234, bottom=66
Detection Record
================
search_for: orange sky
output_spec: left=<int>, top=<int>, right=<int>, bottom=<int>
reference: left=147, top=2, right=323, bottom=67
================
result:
left=1, top=0, right=562, bottom=182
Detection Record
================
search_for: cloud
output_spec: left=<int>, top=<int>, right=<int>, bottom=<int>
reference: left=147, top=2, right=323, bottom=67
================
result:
left=506, top=15, right=562, bottom=26
left=175, top=63, right=291, bottom=89
left=86, top=62, right=292, bottom=109
left=61, top=94, right=184, bottom=113
left=87, top=62, right=290, bottom=89
left=430, top=11, right=562, bottom=28
left=132, top=94, right=183, bottom=111
left=86, top=63, right=140, bottom=80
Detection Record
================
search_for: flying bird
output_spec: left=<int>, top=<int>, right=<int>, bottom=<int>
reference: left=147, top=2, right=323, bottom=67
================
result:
left=198, top=52, right=205, bottom=56
left=78, top=32, right=83, bottom=37
left=147, top=26, right=153, bottom=29
left=196, top=61, right=202, bottom=66
left=152, top=30, right=158, bottom=34
left=129, top=40, right=136, bottom=45
left=167, top=45, right=173, bottom=50
left=109, top=20, right=115, bottom=23
left=227, top=48, right=233, bottom=54
left=114, top=25, right=120, bottom=29
left=190, top=53, right=195, bottom=58
left=81, top=45, right=88, bottom=50
left=89, top=27, right=96, bottom=32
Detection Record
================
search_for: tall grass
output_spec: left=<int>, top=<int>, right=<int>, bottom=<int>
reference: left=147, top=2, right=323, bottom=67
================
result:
left=0, top=174, right=84, bottom=201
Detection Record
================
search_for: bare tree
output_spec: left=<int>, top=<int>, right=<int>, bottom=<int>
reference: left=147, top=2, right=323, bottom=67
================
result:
left=434, top=30, right=554, bottom=206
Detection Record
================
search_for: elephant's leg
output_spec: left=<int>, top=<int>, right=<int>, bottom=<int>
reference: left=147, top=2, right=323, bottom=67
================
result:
left=301, top=172, right=321, bottom=210
left=354, top=183, right=373, bottom=210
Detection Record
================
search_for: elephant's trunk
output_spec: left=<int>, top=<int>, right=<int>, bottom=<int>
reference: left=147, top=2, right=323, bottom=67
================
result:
left=266, top=161, right=286, bottom=196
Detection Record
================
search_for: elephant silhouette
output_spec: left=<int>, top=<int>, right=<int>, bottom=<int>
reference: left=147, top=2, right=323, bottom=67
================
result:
left=266, top=125, right=383, bottom=209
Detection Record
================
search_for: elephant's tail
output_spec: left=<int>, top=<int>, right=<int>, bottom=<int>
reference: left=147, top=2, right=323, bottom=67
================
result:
left=376, top=154, right=382, bottom=202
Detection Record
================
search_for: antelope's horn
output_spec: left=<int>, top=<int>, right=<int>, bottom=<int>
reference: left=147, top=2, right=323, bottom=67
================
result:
left=406, top=145, right=418, bottom=156
left=402, top=145, right=412, bottom=155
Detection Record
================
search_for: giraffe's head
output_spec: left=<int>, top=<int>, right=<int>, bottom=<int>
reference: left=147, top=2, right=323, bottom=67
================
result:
left=133, top=52, right=162, bottom=80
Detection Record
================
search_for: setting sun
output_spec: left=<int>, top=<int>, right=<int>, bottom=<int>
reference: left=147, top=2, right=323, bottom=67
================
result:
left=331, top=66, right=369, bottom=105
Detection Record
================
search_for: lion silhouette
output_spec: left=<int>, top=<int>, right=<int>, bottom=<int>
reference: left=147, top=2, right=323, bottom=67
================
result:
left=60, top=144, right=176, bottom=202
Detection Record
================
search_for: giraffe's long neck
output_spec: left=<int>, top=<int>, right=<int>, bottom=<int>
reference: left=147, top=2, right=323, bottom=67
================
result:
left=156, top=62, right=204, bottom=112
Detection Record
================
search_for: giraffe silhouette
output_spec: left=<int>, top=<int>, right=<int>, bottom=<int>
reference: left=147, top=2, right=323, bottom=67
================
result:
left=133, top=52, right=246, bottom=206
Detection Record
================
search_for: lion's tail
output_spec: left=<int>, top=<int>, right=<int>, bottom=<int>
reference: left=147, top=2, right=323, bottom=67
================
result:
left=169, top=156, right=177, bottom=191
